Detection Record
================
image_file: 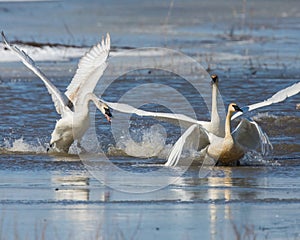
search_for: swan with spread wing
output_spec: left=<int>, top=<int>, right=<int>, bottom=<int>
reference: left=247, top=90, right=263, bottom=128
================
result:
left=102, top=75, right=270, bottom=158
left=2, top=32, right=112, bottom=153
left=166, top=103, right=269, bottom=166
left=103, top=75, right=299, bottom=166
left=166, top=81, right=300, bottom=166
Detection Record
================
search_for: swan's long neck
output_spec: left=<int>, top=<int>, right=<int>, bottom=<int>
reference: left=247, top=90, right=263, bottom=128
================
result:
left=85, top=93, right=96, bottom=104
left=211, top=82, right=219, bottom=123
left=83, top=93, right=101, bottom=110
left=225, top=109, right=233, bottom=138
left=82, top=93, right=109, bottom=119
left=75, top=93, right=99, bottom=116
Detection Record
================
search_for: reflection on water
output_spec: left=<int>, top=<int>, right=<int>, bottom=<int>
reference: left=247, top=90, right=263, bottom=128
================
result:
left=0, top=154, right=299, bottom=239
left=208, top=169, right=233, bottom=240
left=52, top=175, right=90, bottom=201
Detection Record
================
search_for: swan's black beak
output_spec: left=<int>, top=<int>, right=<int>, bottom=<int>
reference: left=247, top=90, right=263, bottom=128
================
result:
left=211, top=74, right=219, bottom=85
left=105, top=108, right=112, bottom=122
left=233, top=105, right=243, bottom=112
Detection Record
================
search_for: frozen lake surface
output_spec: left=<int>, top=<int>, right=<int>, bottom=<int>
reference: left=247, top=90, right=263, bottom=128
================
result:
left=0, top=0, right=300, bottom=239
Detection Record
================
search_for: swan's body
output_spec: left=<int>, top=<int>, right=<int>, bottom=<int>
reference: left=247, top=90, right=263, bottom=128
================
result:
left=167, top=104, right=266, bottom=166
left=49, top=93, right=111, bottom=152
left=206, top=134, right=244, bottom=165
left=206, top=104, right=245, bottom=165
left=2, top=32, right=112, bottom=153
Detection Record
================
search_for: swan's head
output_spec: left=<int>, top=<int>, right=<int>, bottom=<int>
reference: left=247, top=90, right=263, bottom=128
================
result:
left=211, top=74, right=219, bottom=85
left=99, top=103, right=112, bottom=122
left=229, top=103, right=243, bottom=114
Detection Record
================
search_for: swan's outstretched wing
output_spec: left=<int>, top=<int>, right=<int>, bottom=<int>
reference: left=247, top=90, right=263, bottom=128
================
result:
left=165, top=124, right=210, bottom=166
left=232, top=118, right=272, bottom=155
left=2, top=32, right=68, bottom=115
left=65, top=33, right=110, bottom=106
left=232, top=81, right=300, bottom=120
left=165, top=124, right=199, bottom=166
left=102, top=100, right=211, bottom=129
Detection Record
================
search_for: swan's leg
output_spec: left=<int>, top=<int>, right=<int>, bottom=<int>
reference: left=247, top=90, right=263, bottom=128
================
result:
left=216, top=159, right=240, bottom=166
left=76, top=140, right=87, bottom=154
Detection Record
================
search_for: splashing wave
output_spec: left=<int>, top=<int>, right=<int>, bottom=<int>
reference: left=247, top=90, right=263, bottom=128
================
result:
left=0, top=137, right=47, bottom=154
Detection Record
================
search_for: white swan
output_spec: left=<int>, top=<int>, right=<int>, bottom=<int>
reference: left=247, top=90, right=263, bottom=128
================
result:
left=2, top=32, right=112, bottom=153
left=166, top=80, right=300, bottom=166
left=102, top=74, right=269, bottom=153
left=166, top=103, right=267, bottom=166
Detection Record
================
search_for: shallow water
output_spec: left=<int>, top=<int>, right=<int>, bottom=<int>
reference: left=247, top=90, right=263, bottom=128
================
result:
left=0, top=155, right=300, bottom=239
left=1, top=0, right=300, bottom=239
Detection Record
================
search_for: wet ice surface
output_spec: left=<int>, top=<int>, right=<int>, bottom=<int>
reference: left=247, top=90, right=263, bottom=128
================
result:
left=1, top=0, right=300, bottom=239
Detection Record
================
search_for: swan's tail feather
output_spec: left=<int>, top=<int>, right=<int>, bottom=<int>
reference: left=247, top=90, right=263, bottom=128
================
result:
left=165, top=124, right=198, bottom=167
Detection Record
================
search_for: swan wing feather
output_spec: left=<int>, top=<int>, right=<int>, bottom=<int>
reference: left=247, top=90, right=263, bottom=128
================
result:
left=2, top=32, right=68, bottom=115
left=165, top=124, right=200, bottom=166
left=102, top=100, right=209, bottom=128
left=232, top=81, right=300, bottom=120
left=232, top=118, right=272, bottom=154
left=65, top=33, right=110, bottom=105
left=165, top=124, right=210, bottom=166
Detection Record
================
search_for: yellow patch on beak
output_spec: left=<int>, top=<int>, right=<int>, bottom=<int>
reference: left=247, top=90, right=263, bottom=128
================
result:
left=105, top=114, right=111, bottom=122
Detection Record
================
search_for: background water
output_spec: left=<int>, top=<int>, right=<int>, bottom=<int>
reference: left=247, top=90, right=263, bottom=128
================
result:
left=0, top=0, right=300, bottom=239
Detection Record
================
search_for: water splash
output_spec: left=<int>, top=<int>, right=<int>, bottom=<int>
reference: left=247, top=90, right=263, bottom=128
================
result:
left=1, top=137, right=47, bottom=154
left=110, top=125, right=173, bottom=158
left=240, top=150, right=280, bottom=166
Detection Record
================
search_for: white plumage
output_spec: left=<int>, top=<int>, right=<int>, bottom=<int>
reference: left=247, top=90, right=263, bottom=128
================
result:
left=103, top=75, right=271, bottom=165
left=166, top=80, right=300, bottom=166
left=103, top=75, right=224, bottom=142
left=2, top=32, right=112, bottom=153
left=165, top=103, right=271, bottom=166
left=232, top=81, right=300, bottom=120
